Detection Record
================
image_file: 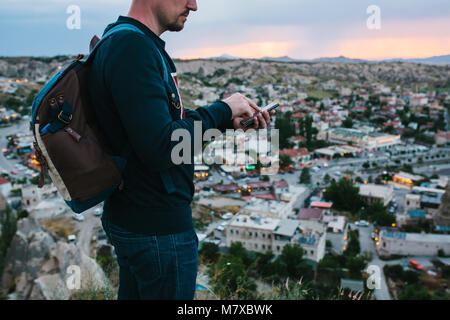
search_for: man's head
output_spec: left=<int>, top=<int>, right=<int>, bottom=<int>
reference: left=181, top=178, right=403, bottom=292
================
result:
left=129, top=0, right=198, bottom=35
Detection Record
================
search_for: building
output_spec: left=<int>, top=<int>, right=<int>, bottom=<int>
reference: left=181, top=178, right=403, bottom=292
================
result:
left=297, top=208, right=323, bottom=221
left=358, top=184, right=394, bottom=206
left=435, top=131, right=450, bottom=146
left=0, top=177, right=12, bottom=198
left=194, top=165, right=210, bottom=181
left=364, top=133, right=401, bottom=151
left=225, top=214, right=279, bottom=254
left=241, top=185, right=310, bottom=219
left=377, top=230, right=450, bottom=257
left=404, top=194, right=421, bottom=212
left=392, top=172, right=425, bottom=188
left=314, top=145, right=362, bottom=160
left=318, top=128, right=367, bottom=146
left=225, top=215, right=326, bottom=262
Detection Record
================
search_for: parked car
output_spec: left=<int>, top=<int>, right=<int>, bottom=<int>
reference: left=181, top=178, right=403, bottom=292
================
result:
left=355, top=220, right=369, bottom=227
left=72, top=213, right=85, bottom=222
left=93, top=208, right=103, bottom=216
left=222, top=212, right=233, bottom=220
left=408, top=260, right=424, bottom=271
left=68, top=234, right=77, bottom=244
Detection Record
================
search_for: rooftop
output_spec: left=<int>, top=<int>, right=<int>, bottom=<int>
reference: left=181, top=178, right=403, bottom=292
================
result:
left=310, top=201, right=333, bottom=209
left=407, top=209, right=426, bottom=219
left=297, top=208, right=323, bottom=220
left=273, top=219, right=300, bottom=237
left=228, top=214, right=280, bottom=231
left=358, top=183, right=393, bottom=199
left=381, top=230, right=450, bottom=243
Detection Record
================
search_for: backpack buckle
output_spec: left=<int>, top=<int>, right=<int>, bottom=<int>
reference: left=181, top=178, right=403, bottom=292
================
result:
left=58, top=110, right=72, bottom=124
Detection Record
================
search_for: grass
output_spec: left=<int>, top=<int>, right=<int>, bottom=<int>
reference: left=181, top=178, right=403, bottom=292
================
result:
left=39, top=216, right=77, bottom=240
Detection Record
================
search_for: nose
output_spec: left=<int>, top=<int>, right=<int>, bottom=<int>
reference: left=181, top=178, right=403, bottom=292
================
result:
left=187, top=0, right=198, bottom=11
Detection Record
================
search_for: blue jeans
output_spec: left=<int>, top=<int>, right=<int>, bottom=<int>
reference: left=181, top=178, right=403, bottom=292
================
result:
left=101, top=216, right=199, bottom=300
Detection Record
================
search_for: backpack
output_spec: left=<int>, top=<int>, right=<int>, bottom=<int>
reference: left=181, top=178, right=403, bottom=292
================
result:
left=30, top=22, right=173, bottom=214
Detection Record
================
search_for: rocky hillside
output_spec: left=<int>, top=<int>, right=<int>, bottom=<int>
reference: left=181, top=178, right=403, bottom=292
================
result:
left=1, top=56, right=449, bottom=87
left=1, top=217, right=110, bottom=300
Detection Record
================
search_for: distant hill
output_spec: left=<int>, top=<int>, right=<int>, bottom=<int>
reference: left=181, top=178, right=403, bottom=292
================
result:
left=207, top=54, right=450, bottom=66
left=206, top=54, right=241, bottom=61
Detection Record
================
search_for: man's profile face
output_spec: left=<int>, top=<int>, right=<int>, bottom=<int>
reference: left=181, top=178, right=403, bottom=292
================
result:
left=155, top=0, right=198, bottom=32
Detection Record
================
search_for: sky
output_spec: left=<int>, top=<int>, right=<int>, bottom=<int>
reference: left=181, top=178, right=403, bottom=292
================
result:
left=0, top=0, right=449, bottom=60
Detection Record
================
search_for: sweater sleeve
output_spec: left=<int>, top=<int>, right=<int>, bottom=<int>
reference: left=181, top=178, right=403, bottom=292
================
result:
left=104, top=32, right=232, bottom=172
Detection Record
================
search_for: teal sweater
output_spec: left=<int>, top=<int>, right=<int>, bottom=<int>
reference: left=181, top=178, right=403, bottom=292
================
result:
left=88, top=16, right=234, bottom=235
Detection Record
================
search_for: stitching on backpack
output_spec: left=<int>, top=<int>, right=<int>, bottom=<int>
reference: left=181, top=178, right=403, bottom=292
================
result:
left=34, top=123, right=72, bottom=201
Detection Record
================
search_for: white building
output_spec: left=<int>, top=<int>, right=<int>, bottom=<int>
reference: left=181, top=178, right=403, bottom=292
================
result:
left=225, top=215, right=326, bottom=262
left=225, top=214, right=279, bottom=253
left=358, top=183, right=394, bottom=206
left=377, top=230, right=450, bottom=257
left=241, top=185, right=309, bottom=219
left=0, top=177, right=12, bottom=198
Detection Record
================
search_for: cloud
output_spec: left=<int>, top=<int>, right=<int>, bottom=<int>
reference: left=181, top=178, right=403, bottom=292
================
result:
left=0, top=0, right=449, bottom=58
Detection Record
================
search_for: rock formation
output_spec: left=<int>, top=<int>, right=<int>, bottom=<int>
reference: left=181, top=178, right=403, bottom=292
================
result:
left=435, top=185, right=450, bottom=227
left=1, top=217, right=110, bottom=300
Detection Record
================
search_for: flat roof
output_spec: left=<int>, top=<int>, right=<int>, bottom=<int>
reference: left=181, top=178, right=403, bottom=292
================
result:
left=310, top=201, right=333, bottom=209
left=228, top=214, right=280, bottom=231
left=358, top=184, right=393, bottom=199
left=297, top=208, right=323, bottom=220
left=273, top=219, right=300, bottom=237
left=381, top=230, right=450, bottom=243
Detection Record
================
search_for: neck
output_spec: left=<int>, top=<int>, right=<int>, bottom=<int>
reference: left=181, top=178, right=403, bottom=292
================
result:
left=127, top=5, right=164, bottom=36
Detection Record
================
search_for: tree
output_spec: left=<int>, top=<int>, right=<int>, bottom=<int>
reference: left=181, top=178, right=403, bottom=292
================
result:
left=344, top=229, right=360, bottom=257
left=362, top=162, right=370, bottom=170
left=280, top=244, right=305, bottom=279
left=208, top=255, right=257, bottom=299
left=299, top=167, right=311, bottom=184
left=342, top=117, right=353, bottom=128
left=324, top=174, right=331, bottom=184
left=399, top=284, right=431, bottom=300
left=361, top=200, right=395, bottom=227
left=280, top=154, right=293, bottom=169
left=323, top=178, right=363, bottom=213
left=199, top=242, right=219, bottom=262
left=229, top=241, right=253, bottom=267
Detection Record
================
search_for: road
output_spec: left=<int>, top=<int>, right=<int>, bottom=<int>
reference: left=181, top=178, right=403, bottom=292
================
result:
left=75, top=207, right=103, bottom=256
left=352, top=223, right=392, bottom=300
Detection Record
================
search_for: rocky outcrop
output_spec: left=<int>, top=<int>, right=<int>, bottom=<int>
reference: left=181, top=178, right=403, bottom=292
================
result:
left=1, top=217, right=110, bottom=300
left=435, top=186, right=450, bottom=227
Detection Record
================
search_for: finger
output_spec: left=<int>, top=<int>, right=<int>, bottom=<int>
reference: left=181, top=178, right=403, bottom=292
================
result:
left=253, top=116, right=259, bottom=129
left=262, top=111, right=270, bottom=124
left=244, top=96, right=261, bottom=113
left=257, top=113, right=266, bottom=128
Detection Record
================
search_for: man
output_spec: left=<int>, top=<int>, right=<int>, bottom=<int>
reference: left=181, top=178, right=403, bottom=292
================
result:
left=88, top=0, right=275, bottom=300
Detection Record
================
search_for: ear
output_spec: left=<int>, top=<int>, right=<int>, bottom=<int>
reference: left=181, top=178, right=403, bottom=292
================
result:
left=89, top=35, right=100, bottom=53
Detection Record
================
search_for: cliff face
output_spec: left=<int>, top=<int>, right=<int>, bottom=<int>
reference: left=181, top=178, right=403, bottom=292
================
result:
left=435, top=186, right=450, bottom=227
left=1, top=217, right=110, bottom=300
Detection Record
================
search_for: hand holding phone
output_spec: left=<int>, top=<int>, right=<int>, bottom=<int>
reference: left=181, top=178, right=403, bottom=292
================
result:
left=240, top=102, right=279, bottom=128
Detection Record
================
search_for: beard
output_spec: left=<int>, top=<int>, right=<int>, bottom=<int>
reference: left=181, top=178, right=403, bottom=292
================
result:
left=166, top=20, right=184, bottom=32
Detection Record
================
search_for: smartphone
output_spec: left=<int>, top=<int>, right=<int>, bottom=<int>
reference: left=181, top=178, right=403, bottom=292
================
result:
left=240, top=102, right=280, bottom=128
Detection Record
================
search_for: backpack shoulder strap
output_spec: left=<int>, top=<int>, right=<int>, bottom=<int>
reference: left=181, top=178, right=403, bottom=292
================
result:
left=86, top=22, right=169, bottom=87
left=85, top=23, right=144, bottom=64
